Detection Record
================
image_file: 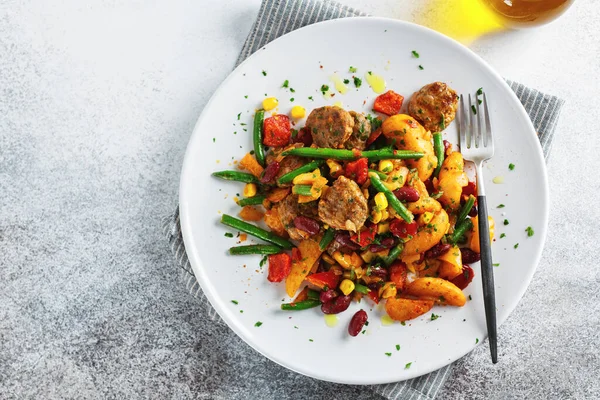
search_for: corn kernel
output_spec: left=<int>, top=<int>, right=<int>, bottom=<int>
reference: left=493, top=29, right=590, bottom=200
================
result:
left=419, top=212, right=434, bottom=225
left=378, top=160, right=394, bottom=173
left=383, top=181, right=401, bottom=191
left=374, top=192, right=388, bottom=211
left=380, top=209, right=390, bottom=221
left=339, top=279, right=355, bottom=296
left=360, top=250, right=376, bottom=263
left=243, top=183, right=257, bottom=198
left=290, top=105, right=306, bottom=119
left=262, top=97, right=278, bottom=111
left=333, top=251, right=363, bottom=270
left=322, top=253, right=336, bottom=265
left=379, top=282, right=397, bottom=299
left=378, top=222, right=390, bottom=234
left=370, top=210, right=382, bottom=224
left=326, top=159, right=343, bottom=176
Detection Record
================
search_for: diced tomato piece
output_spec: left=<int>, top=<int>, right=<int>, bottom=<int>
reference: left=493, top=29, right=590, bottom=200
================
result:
left=344, top=157, right=368, bottom=185
left=366, top=288, right=380, bottom=304
left=373, top=90, right=404, bottom=116
left=389, top=262, right=408, bottom=292
left=293, top=126, right=313, bottom=146
left=267, top=252, right=292, bottom=282
left=263, top=115, right=291, bottom=147
left=462, top=181, right=477, bottom=198
left=306, top=271, right=340, bottom=290
left=450, top=265, right=475, bottom=290
left=350, top=223, right=377, bottom=247
left=366, top=128, right=382, bottom=146
left=389, top=219, right=418, bottom=239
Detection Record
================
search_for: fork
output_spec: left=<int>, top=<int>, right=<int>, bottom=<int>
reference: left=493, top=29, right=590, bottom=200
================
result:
left=458, top=92, right=498, bottom=364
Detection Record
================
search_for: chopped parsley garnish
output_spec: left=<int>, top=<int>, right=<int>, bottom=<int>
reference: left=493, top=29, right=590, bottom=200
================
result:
left=364, top=321, right=369, bottom=326
left=290, top=88, right=295, bottom=93
left=366, top=114, right=382, bottom=131
left=497, top=204, right=505, bottom=208
left=411, top=50, right=420, bottom=58
left=237, top=112, right=241, bottom=120
left=282, top=79, right=289, bottom=88
left=244, top=95, right=248, bottom=99
left=430, top=313, right=440, bottom=321
left=290, top=97, right=295, bottom=102
left=353, top=76, right=362, bottom=88
left=471, top=105, right=477, bottom=114
left=212, top=138, right=215, bottom=143
left=385, top=352, right=392, bottom=357
left=224, top=232, right=234, bottom=238
left=349, top=66, right=357, bottom=73
left=514, top=243, right=519, bottom=249
left=468, top=295, right=472, bottom=300
left=309, top=338, right=314, bottom=342
left=405, top=362, right=412, bottom=369
left=500, top=233, right=506, bottom=238
left=493, top=263, right=500, bottom=267
left=418, top=65, right=424, bottom=70
left=478, top=99, right=482, bottom=105
left=400, top=321, right=406, bottom=326
left=368, top=71, right=372, bottom=75
left=249, top=150, right=255, bottom=155
left=343, top=78, right=350, bottom=84
left=259, top=256, right=268, bottom=267
left=261, top=70, right=267, bottom=76
left=503, top=219, right=509, bottom=226
left=294, top=326, right=298, bottom=329
left=254, top=321, right=263, bottom=327
left=396, top=344, right=401, bottom=351
left=231, top=300, right=238, bottom=305
left=240, top=310, right=243, bottom=313
left=476, top=87, right=483, bottom=96
left=308, top=96, right=314, bottom=101
left=509, top=163, right=515, bottom=170
left=476, top=338, right=479, bottom=344
left=320, top=84, right=329, bottom=94
left=526, top=226, right=535, bottom=237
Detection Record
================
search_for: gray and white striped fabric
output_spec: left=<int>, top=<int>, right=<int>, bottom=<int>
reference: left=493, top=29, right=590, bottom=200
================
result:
left=162, top=1, right=564, bottom=399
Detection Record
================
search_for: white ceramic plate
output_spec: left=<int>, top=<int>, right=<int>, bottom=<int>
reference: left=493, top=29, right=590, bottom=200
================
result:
left=179, top=18, right=548, bottom=384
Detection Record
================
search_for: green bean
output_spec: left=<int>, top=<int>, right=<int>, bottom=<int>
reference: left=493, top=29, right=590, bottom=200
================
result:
left=221, top=214, right=293, bottom=249
left=457, top=195, right=475, bottom=225
left=449, top=219, right=473, bottom=245
left=292, top=184, right=313, bottom=196
left=432, top=133, right=444, bottom=178
left=277, top=160, right=325, bottom=185
left=229, top=245, right=282, bottom=255
left=237, top=195, right=266, bottom=207
left=253, top=109, right=266, bottom=166
left=369, top=174, right=414, bottom=223
left=383, top=243, right=404, bottom=266
left=212, top=170, right=259, bottom=183
left=307, top=289, right=320, bottom=300
left=368, top=169, right=388, bottom=180
left=319, top=228, right=335, bottom=250
left=282, top=147, right=424, bottom=161
left=354, top=283, right=370, bottom=294
left=280, top=299, right=321, bottom=311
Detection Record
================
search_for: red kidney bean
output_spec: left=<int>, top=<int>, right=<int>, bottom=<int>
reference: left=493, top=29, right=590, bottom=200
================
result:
left=451, top=265, right=475, bottom=290
left=260, top=161, right=280, bottom=184
left=389, top=219, right=418, bottom=239
left=293, top=127, right=313, bottom=147
left=368, top=237, right=395, bottom=253
left=334, top=232, right=360, bottom=251
left=321, top=295, right=351, bottom=314
left=348, top=310, right=368, bottom=337
left=319, top=289, right=337, bottom=304
left=424, top=243, right=452, bottom=259
left=423, top=179, right=435, bottom=195
left=393, top=187, right=420, bottom=202
left=462, top=181, right=477, bottom=197
left=368, top=267, right=388, bottom=281
left=461, top=248, right=481, bottom=264
left=468, top=205, right=478, bottom=217
left=293, top=216, right=320, bottom=235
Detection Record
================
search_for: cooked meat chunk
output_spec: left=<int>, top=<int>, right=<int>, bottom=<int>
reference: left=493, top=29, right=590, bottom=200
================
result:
left=275, top=155, right=305, bottom=187
left=344, top=111, right=371, bottom=150
left=276, top=194, right=319, bottom=240
left=306, top=106, right=354, bottom=149
left=407, top=82, right=458, bottom=133
left=318, top=176, right=368, bottom=232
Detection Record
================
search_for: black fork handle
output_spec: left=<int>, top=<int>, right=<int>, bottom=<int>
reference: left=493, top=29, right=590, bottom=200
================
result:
left=478, top=195, right=498, bottom=363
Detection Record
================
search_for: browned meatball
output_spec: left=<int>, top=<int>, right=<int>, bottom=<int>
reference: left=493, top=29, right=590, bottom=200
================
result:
left=306, top=106, right=354, bottom=149
left=318, top=176, right=368, bottom=232
left=275, top=155, right=305, bottom=187
left=276, top=194, right=319, bottom=240
left=344, top=111, right=371, bottom=150
left=407, top=82, right=458, bottom=133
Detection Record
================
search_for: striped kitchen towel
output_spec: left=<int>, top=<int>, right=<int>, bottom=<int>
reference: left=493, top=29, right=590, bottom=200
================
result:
left=163, top=0, right=564, bottom=399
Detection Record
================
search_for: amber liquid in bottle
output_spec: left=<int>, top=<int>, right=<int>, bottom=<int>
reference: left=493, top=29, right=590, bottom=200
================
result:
left=482, top=0, right=574, bottom=27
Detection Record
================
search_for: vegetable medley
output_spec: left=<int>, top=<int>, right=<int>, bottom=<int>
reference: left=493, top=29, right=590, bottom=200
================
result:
left=214, top=81, right=495, bottom=337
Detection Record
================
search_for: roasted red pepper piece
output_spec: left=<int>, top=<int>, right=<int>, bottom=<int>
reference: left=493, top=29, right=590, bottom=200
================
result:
left=350, top=223, right=377, bottom=247
left=344, top=157, right=368, bottom=185
left=389, top=261, right=408, bottom=292
left=306, top=270, right=340, bottom=290
left=450, top=265, right=475, bottom=290
left=263, top=115, right=291, bottom=147
left=267, top=252, right=292, bottom=282
left=366, top=128, right=382, bottom=146
left=389, top=219, right=418, bottom=239
left=366, top=288, right=380, bottom=304
left=373, top=90, right=404, bottom=116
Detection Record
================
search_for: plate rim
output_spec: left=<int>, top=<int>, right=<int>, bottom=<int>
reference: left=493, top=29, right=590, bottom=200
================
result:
left=179, top=16, right=549, bottom=384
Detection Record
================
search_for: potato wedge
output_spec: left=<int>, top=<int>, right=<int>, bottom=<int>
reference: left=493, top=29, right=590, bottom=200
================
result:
left=404, top=277, right=466, bottom=306
left=437, top=245, right=463, bottom=280
left=285, top=239, right=323, bottom=297
left=402, top=209, right=449, bottom=257
left=263, top=208, right=288, bottom=237
left=406, top=172, right=442, bottom=214
left=437, top=152, right=468, bottom=212
left=468, top=215, right=495, bottom=253
left=385, top=297, right=434, bottom=321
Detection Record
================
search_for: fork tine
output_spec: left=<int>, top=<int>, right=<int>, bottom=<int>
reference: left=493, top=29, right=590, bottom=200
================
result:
left=468, top=94, right=475, bottom=148
left=459, top=95, right=467, bottom=149
left=476, top=92, right=483, bottom=148
left=483, top=92, right=492, bottom=148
